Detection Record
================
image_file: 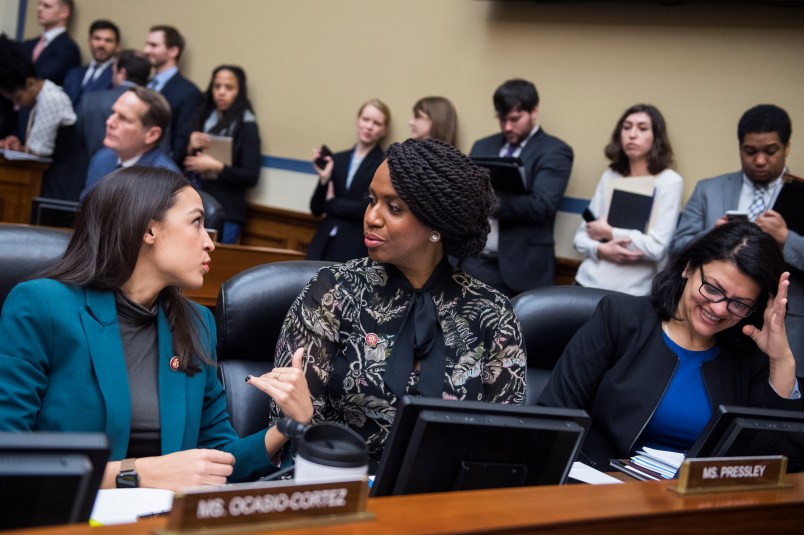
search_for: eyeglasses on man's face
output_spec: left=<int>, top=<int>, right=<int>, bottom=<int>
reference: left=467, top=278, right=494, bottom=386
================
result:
left=698, top=266, right=755, bottom=318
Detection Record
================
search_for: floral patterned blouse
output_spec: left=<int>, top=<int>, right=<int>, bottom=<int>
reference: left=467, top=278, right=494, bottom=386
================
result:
left=270, top=258, right=527, bottom=460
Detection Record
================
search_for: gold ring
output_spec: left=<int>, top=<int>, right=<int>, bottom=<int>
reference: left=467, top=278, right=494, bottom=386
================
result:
left=273, top=371, right=281, bottom=380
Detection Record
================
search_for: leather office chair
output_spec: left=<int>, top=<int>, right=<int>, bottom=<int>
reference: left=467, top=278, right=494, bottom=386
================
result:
left=198, top=190, right=225, bottom=239
left=511, top=285, right=615, bottom=405
left=0, top=224, right=70, bottom=311
left=215, top=260, right=332, bottom=437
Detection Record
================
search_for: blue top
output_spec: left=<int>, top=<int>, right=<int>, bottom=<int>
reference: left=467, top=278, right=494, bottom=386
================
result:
left=638, top=332, right=720, bottom=452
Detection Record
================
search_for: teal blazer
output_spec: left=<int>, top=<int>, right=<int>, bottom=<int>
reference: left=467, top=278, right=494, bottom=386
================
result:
left=0, top=279, right=272, bottom=482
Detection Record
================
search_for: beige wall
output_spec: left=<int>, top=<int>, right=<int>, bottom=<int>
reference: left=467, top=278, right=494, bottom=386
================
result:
left=25, top=0, right=804, bottom=255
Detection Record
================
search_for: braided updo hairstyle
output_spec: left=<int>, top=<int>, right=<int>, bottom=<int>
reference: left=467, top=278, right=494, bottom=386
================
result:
left=386, top=138, right=497, bottom=259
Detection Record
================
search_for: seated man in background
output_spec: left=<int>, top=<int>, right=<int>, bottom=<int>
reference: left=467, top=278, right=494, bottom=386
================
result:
left=671, top=104, right=804, bottom=373
left=77, top=49, right=151, bottom=160
left=61, top=19, right=120, bottom=106
left=82, top=86, right=178, bottom=198
left=461, top=78, right=574, bottom=296
left=0, top=35, right=84, bottom=201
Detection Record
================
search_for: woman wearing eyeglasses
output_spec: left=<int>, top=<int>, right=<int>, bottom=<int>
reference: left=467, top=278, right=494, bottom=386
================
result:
left=540, top=221, right=801, bottom=469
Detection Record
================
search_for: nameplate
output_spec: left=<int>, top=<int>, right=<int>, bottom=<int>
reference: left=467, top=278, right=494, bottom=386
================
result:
left=158, top=477, right=372, bottom=534
left=671, top=456, right=790, bottom=494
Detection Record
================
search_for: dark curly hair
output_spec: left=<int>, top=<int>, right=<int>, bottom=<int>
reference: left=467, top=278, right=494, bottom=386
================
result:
left=0, top=34, right=36, bottom=93
left=386, top=138, right=497, bottom=258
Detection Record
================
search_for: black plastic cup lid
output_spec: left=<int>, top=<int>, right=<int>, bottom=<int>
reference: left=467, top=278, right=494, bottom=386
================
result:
left=297, top=422, right=369, bottom=468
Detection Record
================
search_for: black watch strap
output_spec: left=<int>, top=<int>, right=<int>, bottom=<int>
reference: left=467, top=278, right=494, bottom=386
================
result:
left=116, top=457, right=140, bottom=488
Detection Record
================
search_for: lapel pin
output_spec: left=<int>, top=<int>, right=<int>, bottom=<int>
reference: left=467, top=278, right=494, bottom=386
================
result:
left=365, top=333, right=379, bottom=348
left=169, top=356, right=180, bottom=371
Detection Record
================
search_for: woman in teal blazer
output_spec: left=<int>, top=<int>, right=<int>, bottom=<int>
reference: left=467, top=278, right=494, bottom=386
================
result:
left=0, top=167, right=313, bottom=490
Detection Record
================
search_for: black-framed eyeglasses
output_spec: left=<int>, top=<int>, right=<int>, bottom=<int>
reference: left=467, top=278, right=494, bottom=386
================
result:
left=698, top=266, right=755, bottom=318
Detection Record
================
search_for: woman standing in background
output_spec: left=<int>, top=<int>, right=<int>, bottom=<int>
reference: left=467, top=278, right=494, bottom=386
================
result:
left=306, top=99, right=390, bottom=262
left=573, top=104, right=682, bottom=295
left=184, top=65, right=261, bottom=244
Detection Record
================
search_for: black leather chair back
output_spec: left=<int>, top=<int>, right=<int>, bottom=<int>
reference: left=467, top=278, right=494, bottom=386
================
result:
left=0, top=224, right=70, bottom=311
left=215, top=260, right=332, bottom=437
left=198, top=190, right=225, bottom=237
left=511, top=285, right=614, bottom=405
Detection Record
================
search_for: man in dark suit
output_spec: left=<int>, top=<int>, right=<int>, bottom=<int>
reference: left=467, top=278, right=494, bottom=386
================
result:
left=61, top=19, right=119, bottom=106
left=82, top=86, right=178, bottom=198
left=16, top=0, right=80, bottom=142
left=462, top=79, right=574, bottom=296
left=144, top=25, right=202, bottom=166
left=76, top=49, right=151, bottom=160
left=671, top=104, right=804, bottom=374
left=21, top=0, right=80, bottom=86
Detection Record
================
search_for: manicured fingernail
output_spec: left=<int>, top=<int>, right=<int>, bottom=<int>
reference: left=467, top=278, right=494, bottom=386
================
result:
left=245, top=375, right=252, bottom=382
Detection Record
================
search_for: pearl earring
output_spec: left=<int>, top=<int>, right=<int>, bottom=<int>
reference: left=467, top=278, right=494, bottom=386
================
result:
left=429, top=231, right=441, bottom=243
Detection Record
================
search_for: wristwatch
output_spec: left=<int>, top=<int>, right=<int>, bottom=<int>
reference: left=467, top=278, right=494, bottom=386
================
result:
left=116, top=458, right=140, bottom=488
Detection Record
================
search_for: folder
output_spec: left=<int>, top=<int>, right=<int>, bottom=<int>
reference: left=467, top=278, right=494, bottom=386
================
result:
left=607, top=189, right=654, bottom=233
left=471, top=157, right=527, bottom=194
left=200, top=135, right=233, bottom=179
left=772, top=172, right=804, bottom=235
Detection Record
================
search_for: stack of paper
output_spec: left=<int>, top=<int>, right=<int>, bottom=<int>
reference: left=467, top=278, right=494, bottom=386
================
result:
left=610, top=447, right=685, bottom=481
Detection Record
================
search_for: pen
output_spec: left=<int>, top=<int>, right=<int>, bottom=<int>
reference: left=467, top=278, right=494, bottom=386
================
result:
left=137, top=509, right=171, bottom=520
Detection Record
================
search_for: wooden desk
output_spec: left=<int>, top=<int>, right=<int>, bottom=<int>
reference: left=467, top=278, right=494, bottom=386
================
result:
left=182, top=243, right=304, bottom=307
left=10, top=473, right=804, bottom=534
left=0, top=155, right=47, bottom=224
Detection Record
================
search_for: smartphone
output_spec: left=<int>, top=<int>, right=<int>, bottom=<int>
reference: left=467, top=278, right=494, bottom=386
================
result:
left=726, top=210, right=749, bottom=222
left=582, top=207, right=596, bottom=223
left=314, top=145, right=333, bottom=169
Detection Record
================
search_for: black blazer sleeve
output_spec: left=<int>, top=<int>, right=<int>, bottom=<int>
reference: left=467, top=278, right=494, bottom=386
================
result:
left=217, top=120, right=261, bottom=189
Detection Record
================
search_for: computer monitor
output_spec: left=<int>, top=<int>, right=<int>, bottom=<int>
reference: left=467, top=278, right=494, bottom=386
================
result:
left=29, top=197, right=80, bottom=228
left=687, top=405, right=804, bottom=473
left=0, top=432, right=110, bottom=529
left=371, top=396, right=590, bottom=497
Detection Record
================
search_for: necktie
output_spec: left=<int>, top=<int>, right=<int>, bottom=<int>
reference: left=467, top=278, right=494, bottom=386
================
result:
left=31, top=35, right=47, bottom=62
left=747, top=183, right=768, bottom=222
left=147, top=78, right=159, bottom=91
left=504, top=143, right=519, bottom=157
left=82, top=64, right=97, bottom=87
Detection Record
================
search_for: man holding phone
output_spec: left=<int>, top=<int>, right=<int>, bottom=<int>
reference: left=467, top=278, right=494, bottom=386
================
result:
left=671, top=104, right=804, bottom=373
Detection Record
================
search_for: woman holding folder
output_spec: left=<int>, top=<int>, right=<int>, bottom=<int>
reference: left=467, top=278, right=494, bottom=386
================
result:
left=573, top=104, right=683, bottom=295
left=541, top=222, right=801, bottom=469
left=183, top=65, right=262, bottom=244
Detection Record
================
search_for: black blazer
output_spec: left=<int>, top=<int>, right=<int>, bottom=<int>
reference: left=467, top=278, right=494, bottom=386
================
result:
left=22, top=32, right=81, bottom=85
left=539, top=294, right=802, bottom=469
left=306, top=145, right=385, bottom=262
left=199, top=118, right=262, bottom=224
left=159, top=72, right=202, bottom=165
left=470, top=128, right=573, bottom=292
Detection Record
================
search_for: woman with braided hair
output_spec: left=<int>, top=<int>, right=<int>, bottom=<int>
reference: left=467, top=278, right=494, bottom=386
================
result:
left=255, top=138, right=527, bottom=465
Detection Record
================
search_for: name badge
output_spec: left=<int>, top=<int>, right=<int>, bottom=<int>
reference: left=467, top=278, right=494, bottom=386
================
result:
left=158, top=477, right=372, bottom=533
left=672, top=456, right=790, bottom=494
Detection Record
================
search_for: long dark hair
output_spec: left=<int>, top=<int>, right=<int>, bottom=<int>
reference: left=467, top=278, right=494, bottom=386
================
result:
left=190, top=65, right=254, bottom=136
left=650, top=222, right=785, bottom=339
left=605, top=104, right=674, bottom=176
left=41, top=167, right=210, bottom=374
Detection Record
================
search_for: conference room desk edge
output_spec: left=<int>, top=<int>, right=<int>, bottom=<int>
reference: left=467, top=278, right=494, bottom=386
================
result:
left=9, top=473, right=804, bottom=535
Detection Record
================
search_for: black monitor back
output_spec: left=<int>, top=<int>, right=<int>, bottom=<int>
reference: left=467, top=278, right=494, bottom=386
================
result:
left=0, top=432, right=109, bottom=529
left=688, top=405, right=804, bottom=473
left=371, top=396, right=589, bottom=497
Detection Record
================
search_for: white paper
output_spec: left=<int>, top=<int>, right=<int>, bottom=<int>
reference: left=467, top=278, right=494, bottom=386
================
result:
left=0, top=148, right=52, bottom=163
left=90, top=488, right=174, bottom=525
left=568, top=461, right=624, bottom=485
left=640, top=447, right=685, bottom=470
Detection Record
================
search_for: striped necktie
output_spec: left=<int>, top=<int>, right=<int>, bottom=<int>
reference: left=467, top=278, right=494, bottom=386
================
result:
left=747, top=183, right=769, bottom=222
